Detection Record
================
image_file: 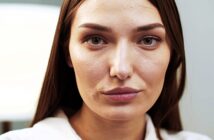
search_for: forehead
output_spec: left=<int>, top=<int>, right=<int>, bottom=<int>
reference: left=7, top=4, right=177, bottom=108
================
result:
left=73, top=0, right=162, bottom=27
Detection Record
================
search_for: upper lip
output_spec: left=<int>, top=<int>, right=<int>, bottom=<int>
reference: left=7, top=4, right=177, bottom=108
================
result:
left=102, top=87, right=141, bottom=95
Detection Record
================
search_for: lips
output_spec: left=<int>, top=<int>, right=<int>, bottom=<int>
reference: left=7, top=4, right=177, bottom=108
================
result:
left=103, top=87, right=140, bottom=95
left=102, top=87, right=141, bottom=102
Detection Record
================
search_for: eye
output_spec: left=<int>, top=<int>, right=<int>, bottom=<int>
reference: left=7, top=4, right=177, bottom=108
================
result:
left=138, top=36, right=161, bottom=49
left=84, top=35, right=107, bottom=47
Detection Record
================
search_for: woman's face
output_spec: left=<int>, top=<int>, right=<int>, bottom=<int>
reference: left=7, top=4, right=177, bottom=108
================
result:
left=69, top=0, right=170, bottom=121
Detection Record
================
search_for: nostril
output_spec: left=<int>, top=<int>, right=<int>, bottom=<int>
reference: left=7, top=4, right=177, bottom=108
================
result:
left=117, top=72, right=131, bottom=80
left=109, top=64, right=132, bottom=80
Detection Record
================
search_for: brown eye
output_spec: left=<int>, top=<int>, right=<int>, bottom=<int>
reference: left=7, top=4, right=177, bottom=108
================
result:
left=143, top=37, right=155, bottom=45
left=86, top=36, right=106, bottom=46
left=138, top=36, right=161, bottom=49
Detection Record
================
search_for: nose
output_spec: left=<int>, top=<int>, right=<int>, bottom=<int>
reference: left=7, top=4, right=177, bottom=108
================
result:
left=110, top=41, right=133, bottom=80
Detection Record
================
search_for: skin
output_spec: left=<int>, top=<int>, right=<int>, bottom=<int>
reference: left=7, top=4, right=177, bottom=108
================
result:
left=69, top=0, right=170, bottom=139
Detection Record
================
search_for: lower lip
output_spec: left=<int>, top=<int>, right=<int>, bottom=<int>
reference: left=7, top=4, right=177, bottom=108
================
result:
left=104, top=93, right=138, bottom=102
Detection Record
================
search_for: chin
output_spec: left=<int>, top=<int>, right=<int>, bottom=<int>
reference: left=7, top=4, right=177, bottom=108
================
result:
left=100, top=108, right=144, bottom=122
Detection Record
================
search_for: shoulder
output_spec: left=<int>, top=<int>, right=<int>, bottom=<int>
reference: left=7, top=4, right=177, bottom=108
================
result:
left=0, top=128, right=36, bottom=140
left=160, top=129, right=212, bottom=140
left=0, top=110, right=81, bottom=140
left=0, top=120, right=63, bottom=140
left=145, top=114, right=212, bottom=140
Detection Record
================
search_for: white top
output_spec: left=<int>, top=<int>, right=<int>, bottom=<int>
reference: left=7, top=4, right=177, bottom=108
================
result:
left=0, top=110, right=211, bottom=140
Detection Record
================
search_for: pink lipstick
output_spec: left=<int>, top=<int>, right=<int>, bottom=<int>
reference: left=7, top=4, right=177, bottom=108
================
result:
left=102, top=87, right=141, bottom=102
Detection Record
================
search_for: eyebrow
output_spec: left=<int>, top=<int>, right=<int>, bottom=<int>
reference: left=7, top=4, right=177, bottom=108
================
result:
left=135, top=23, right=164, bottom=32
left=78, top=23, right=164, bottom=32
left=79, top=23, right=112, bottom=32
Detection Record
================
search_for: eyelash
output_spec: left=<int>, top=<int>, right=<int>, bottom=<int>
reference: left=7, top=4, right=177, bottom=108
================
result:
left=83, top=35, right=107, bottom=49
left=137, top=36, right=161, bottom=50
left=82, top=34, right=161, bottom=50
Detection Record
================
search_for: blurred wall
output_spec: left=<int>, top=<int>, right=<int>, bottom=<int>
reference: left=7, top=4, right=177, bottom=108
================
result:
left=0, top=0, right=61, bottom=6
left=176, top=0, right=214, bottom=139
left=0, top=0, right=60, bottom=134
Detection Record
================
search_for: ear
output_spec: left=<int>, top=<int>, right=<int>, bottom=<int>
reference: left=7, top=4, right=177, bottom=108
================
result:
left=64, top=45, right=73, bottom=68
left=67, top=56, right=73, bottom=68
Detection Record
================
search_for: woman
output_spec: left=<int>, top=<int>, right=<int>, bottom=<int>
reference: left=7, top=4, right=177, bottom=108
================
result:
left=0, top=0, right=211, bottom=139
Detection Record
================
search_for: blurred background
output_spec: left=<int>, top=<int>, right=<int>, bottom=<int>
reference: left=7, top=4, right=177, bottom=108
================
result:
left=0, top=0, right=61, bottom=5
left=0, top=0, right=213, bottom=139
left=0, top=0, right=62, bottom=134
left=177, top=0, right=214, bottom=139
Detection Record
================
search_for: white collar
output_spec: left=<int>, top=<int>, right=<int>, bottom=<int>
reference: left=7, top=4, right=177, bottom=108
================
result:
left=33, top=110, right=81, bottom=140
left=144, top=115, right=159, bottom=140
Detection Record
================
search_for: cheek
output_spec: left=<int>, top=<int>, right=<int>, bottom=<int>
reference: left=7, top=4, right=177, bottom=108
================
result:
left=137, top=51, right=170, bottom=94
left=69, top=46, right=107, bottom=93
left=144, top=61, right=168, bottom=85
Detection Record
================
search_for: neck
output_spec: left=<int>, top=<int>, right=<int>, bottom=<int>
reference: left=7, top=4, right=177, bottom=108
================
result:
left=70, top=106, right=146, bottom=140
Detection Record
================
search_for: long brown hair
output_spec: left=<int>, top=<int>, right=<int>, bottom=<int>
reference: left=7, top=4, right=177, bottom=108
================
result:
left=31, top=0, right=186, bottom=138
